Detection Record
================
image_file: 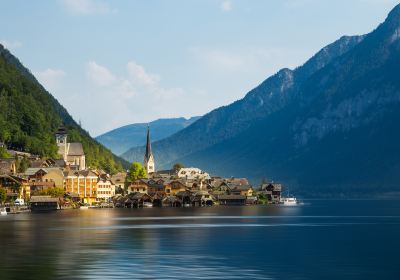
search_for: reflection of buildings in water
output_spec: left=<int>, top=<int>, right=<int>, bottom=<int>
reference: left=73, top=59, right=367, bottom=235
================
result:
left=54, top=209, right=118, bottom=275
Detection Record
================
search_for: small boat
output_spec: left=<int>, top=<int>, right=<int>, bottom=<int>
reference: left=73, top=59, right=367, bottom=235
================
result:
left=281, top=197, right=298, bottom=205
left=80, top=204, right=90, bottom=210
left=0, top=207, right=7, bottom=216
left=143, top=202, right=153, bottom=208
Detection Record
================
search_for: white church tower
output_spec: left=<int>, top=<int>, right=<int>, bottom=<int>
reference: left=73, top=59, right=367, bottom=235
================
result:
left=144, top=127, right=155, bottom=174
left=55, top=127, right=68, bottom=160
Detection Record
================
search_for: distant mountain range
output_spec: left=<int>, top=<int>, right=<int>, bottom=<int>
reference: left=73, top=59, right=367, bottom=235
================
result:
left=0, top=44, right=128, bottom=172
left=96, top=117, right=200, bottom=155
left=122, top=4, right=400, bottom=196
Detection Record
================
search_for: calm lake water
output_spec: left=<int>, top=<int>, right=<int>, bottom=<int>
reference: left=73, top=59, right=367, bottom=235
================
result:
left=0, top=200, right=399, bottom=280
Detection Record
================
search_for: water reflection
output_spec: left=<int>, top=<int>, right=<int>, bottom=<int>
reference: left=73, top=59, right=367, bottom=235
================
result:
left=1, top=201, right=400, bottom=279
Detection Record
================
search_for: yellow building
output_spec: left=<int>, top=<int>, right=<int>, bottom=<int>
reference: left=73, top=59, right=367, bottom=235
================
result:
left=42, top=169, right=64, bottom=188
left=63, top=170, right=98, bottom=204
left=164, top=180, right=187, bottom=196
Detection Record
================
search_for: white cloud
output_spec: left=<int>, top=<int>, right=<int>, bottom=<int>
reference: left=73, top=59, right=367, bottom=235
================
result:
left=34, top=68, right=66, bottom=93
left=221, top=0, right=232, bottom=12
left=0, top=40, right=22, bottom=51
left=60, top=0, right=117, bottom=15
left=80, top=60, right=200, bottom=135
left=86, top=61, right=116, bottom=86
left=127, top=61, right=159, bottom=87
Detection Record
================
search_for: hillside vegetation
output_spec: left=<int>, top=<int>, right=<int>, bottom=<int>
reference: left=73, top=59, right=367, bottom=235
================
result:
left=0, top=44, right=128, bottom=173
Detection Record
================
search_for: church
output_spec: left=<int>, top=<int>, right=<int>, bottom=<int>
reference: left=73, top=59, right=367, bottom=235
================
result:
left=143, top=127, right=155, bottom=174
left=56, top=127, right=86, bottom=170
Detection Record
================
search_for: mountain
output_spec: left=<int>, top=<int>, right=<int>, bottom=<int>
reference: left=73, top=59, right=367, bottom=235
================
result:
left=0, top=44, right=128, bottom=173
left=96, top=117, right=200, bottom=155
left=123, top=4, right=400, bottom=196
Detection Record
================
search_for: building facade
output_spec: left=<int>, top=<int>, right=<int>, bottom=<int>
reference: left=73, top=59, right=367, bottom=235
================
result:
left=63, top=170, right=98, bottom=204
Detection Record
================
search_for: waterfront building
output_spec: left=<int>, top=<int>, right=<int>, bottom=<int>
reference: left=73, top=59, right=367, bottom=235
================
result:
left=56, top=127, right=86, bottom=170
left=217, top=194, right=247, bottom=205
left=0, top=174, right=29, bottom=200
left=30, top=196, right=59, bottom=211
left=164, top=180, right=187, bottom=196
left=127, top=179, right=149, bottom=194
left=63, top=169, right=98, bottom=204
left=96, top=178, right=115, bottom=202
left=191, top=190, right=214, bottom=206
left=143, top=127, right=155, bottom=174
left=260, top=183, right=282, bottom=203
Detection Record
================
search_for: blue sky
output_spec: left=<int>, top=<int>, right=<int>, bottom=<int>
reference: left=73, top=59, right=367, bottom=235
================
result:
left=1, top=0, right=399, bottom=136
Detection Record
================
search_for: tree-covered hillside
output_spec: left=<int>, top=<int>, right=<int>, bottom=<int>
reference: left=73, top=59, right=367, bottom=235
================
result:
left=0, top=44, right=128, bottom=173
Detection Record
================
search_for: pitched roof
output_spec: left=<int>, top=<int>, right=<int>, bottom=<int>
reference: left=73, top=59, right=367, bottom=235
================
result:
left=228, top=183, right=252, bottom=191
left=68, top=143, right=84, bottom=156
left=218, top=195, right=246, bottom=200
left=30, top=196, right=59, bottom=203
left=24, top=167, right=63, bottom=176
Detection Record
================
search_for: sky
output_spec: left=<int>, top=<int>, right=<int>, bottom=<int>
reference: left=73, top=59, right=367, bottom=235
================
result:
left=1, top=0, right=399, bottom=136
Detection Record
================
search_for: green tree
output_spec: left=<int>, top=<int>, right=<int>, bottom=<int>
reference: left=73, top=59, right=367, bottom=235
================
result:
left=125, top=162, right=147, bottom=188
left=0, top=188, right=7, bottom=204
left=172, top=163, right=184, bottom=173
left=39, top=187, right=65, bottom=198
left=0, top=146, right=11, bottom=158
left=16, top=156, right=30, bottom=173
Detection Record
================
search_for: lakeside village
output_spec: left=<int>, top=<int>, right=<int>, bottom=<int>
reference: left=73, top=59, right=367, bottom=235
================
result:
left=0, top=127, right=288, bottom=213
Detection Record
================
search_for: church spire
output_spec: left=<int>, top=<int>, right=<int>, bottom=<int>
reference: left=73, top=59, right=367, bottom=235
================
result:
left=144, top=126, right=155, bottom=174
left=145, top=126, right=153, bottom=160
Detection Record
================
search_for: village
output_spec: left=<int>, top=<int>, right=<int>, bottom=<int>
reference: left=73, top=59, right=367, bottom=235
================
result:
left=0, top=127, right=283, bottom=212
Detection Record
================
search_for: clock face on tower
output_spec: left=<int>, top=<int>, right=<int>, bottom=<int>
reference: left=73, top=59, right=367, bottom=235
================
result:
left=57, top=134, right=66, bottom=144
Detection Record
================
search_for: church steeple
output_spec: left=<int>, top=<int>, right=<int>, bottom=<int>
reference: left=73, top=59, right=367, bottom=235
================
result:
left=144, top=126, right=155, bottom=174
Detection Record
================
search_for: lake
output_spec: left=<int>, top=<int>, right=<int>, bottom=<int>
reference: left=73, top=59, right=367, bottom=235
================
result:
left=0, top=200, right=399, bottom=279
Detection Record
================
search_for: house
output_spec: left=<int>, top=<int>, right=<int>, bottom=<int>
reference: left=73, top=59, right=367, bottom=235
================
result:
left=191, top=190, right=214, bottom=206
left=146, top=179, right=165, bottom=196
left=111, top=172, right=126, bottom=192
left=228, top=184, right=254, bottom=197
left=63, top=169, right=98, bottom=204
left=260, top=183, right=282, bottom=203
left=29, top=181, right=56, bottom=194
left=96, top=178, right=115, bottom=202
left=0, top=175, right=28, bottom=201
left=25, top=168, right=64, bottom=188
left=30, top=196, right=59, bottom=211
left=127, top=179, right=149, bottom=194
left=177, top=168, right=210, bottom=180
left=164, top=180, right=187, bottom=196
left=56, top=127, right=86, bottom=170
left=217, top=194, right=246, bottom=206
left=0, top=158, right=17, bottom=175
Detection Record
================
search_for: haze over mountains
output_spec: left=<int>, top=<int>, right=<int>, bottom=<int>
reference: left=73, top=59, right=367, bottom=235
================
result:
left=96, top=117, right=200, bottom=155
left=123, top=4, right=400, bottom=196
